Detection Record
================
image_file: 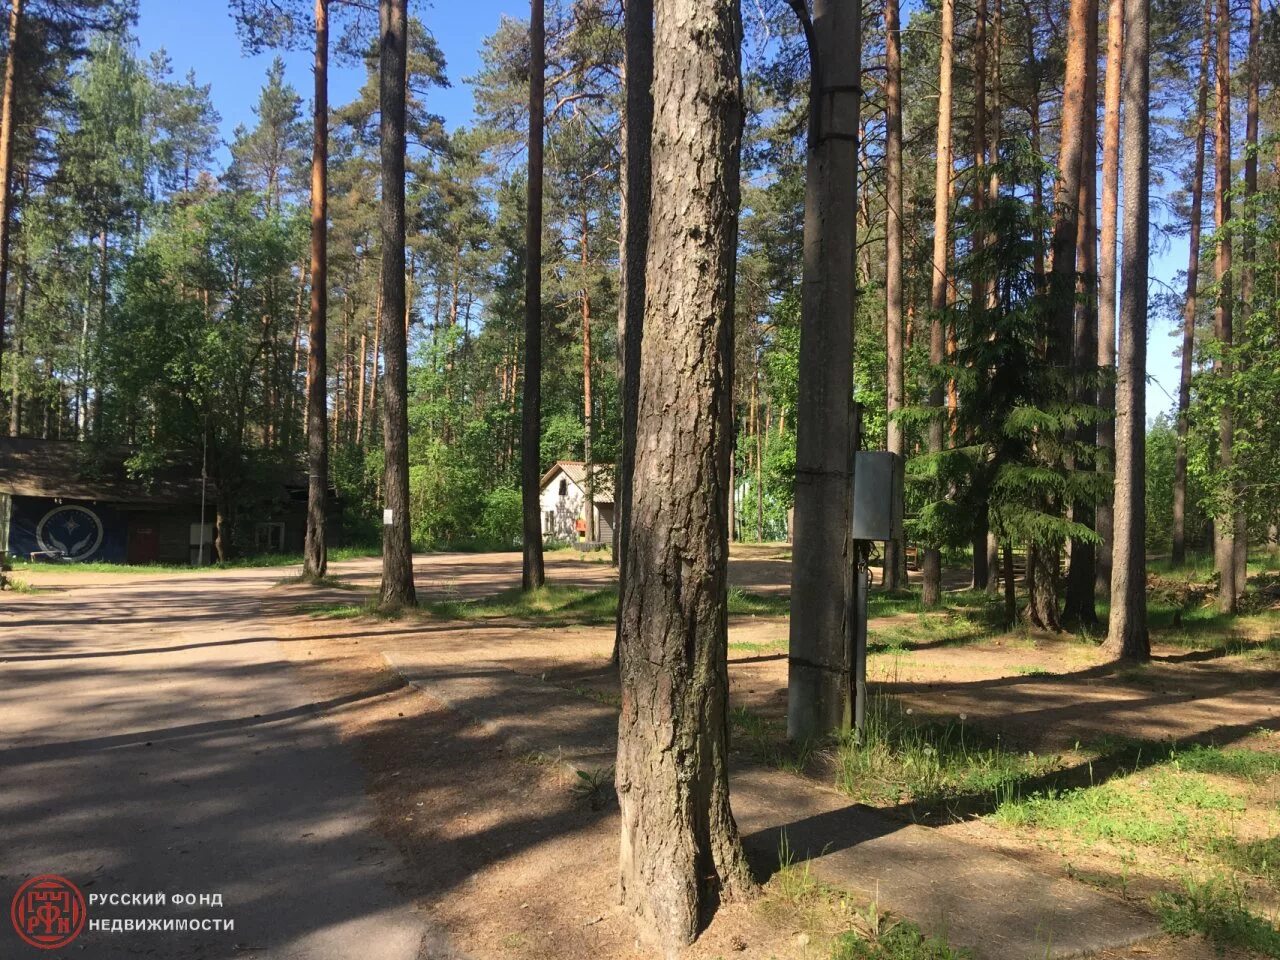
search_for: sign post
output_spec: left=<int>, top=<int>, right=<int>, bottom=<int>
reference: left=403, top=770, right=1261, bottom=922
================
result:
left=847, top=406, right=904, bottom=742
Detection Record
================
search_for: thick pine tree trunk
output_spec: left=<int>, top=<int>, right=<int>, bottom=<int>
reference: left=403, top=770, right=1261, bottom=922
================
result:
left=303, top=0, right=330, bottom=580
left=616, top=0, right=753, bottom=948
left=1212, top=0, right=1236, bottom=613
left=970, top=0, right=990, bottom=595
left=1173, top=0, right=1211, bottom=567
left=922, top=0, right=954, bottom=610
left=378, top=0, right=416, bottom=608
left=521, top=0, right=547, bottom=590
left=1039, top=0, right=1092, bottom=629
left=787, top=0, right=862, bottom=738
left=1095, top=0, right=1122, bottom=594
left=1104, top=0, right=1149, bottom=660
left=0, top=0, right=21, bottom=390
left=612, top=0, right=652, bottom=660
left=1235, top=0, right=1260, bottom=596
left=883, top=0, right=906, bottom=592
left=1062, top=2, right=1099, bottom=629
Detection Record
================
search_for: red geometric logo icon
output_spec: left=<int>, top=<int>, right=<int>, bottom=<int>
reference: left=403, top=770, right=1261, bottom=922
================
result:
left=10, top=874, right=86, bottom=950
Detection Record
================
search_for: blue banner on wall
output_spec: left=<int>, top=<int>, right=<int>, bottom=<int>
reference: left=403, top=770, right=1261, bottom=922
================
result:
left=8, top=497, right=127, bottom=563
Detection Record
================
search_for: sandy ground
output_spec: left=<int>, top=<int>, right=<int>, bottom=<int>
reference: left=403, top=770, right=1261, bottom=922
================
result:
left=9, top=548, right=1278, bottom=959
left=0, top=564, right=439, bottom=960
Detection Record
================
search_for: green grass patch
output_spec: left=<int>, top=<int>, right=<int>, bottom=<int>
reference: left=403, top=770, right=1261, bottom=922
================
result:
left=993, top=760, right=1245, bottom=849
left=425, top=584, right=618, bottom=624
left=728, top=638, right=786, bottom=656
left=10, top=544, right=382, bottom=575
left=726, top=587, right=790, bottom=617
left=871, top=612, right=994, bottom=652
left=830, top=922, right=972, bottom=960
left=834, top=695, right=1059, bottom=809
left=1173, top=745, right=1280, bottom=782
left=730, top=707, right=817, bottom=774
left=1155, top=875, right=1280, bottom=957
left=1216, top=837, right=1280, bottom=889
left=297, top=599, right=399, bottom=620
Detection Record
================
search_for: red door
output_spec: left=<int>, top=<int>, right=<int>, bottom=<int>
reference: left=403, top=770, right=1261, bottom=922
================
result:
left=128, top=526, right=159, bottom=565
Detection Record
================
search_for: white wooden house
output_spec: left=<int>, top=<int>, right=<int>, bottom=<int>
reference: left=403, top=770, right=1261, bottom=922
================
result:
left=538, top=461, right=614, bottom=544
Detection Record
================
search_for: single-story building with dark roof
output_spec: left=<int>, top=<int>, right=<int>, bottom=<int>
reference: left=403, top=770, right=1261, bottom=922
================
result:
left=0, top=439, right=317, bottom=565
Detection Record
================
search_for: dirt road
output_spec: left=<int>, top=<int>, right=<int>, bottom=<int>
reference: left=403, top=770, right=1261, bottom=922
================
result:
left=0, top=563, right=439, bottom=960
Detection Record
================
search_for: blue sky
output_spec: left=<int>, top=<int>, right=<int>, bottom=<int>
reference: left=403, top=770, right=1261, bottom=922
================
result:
left=135, top=0, right=1181, bottom=421
left=135, top=0, right=516, bottom=138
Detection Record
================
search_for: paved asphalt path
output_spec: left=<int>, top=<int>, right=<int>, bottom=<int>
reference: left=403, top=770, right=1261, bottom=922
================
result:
left=0, top=565, right=438, bottom=960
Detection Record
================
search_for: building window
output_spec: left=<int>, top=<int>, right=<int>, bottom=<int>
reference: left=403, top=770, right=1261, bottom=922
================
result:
left=545, top=510, right=555, bottom=532
left=255, top=522, right=285, bottom=553
left=558, top=478, right=568, bottom=497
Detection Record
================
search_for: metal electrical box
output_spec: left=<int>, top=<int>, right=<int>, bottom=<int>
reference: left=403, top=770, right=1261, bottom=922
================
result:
left=851, top=451, right=904, bottom=542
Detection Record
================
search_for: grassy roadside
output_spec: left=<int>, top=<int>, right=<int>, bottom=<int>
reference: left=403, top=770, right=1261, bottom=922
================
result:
left=9, top=544, right=382, bottom=575
left=299, top=583, right=792, bottom=625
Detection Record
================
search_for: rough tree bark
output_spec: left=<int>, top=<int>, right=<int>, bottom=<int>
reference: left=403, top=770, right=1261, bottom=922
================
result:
left=581, top=210, right=596, bottom=543
left=611, top=0, right=653, bottom=662
left=1235, top=0, right=1260, bottom=596
left=1095, top=0, right=1122, bottom=595
left=1172, top=0, right=1211, bottom=567
left=786, top=0, right=862, bottom=738
left=1104, top=0, right=1149, bottom=660
left=521, top=0, right=547, bottom=590
left=615, top=0, right=753, bottom=949
left=883, top=0, right=906, bottom=592
left=1212, top=0, right=1235, bottom=613
left=1035, top=0, right=1093, bottom=632
left=970, top=0, right=990, bottom=594
left=0, top=0, right=21, bottom=389
left=378, top=0, right=416, bottom=609
left=922, top=0, right=954, bottom=610
left=1062, top=0, right=1099, bottom=629
left=303, top=0, right=330, bottom=581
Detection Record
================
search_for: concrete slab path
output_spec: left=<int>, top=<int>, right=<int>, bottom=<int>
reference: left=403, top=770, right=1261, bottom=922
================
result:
left=0, top=567, right=443, bottom=960
left=384, top=652, right=1160, bottom=960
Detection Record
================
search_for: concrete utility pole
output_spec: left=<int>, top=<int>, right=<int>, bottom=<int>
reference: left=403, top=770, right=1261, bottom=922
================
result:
left=786, top=0, right=862, bottom=740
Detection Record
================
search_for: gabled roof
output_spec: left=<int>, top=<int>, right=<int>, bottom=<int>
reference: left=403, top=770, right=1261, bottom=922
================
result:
left=538, top=460, right=614, bottom=502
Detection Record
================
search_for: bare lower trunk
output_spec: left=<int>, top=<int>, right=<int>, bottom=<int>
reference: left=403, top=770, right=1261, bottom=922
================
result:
left=303, top=0, right=330, bottom=581
left=616, top=0, right=753, bottom=948
left=1211, top=0, right=1235, bottom=613
left=611, top=0, right=653, bottom=663
left=521, top=0, right=547, bottom=590
left=1025, top=544, right=1062, bottom=631
left=581, top=211, right=596, bottom=543
left=1173, top=0, right=1211, bottom=567
left=1234, top=0, right=1260, bottom=598
left=378, top=0, right=416, bottom=608
left=921, top=0, right=955, bottom=611
left=1104, top=0, right=1149, bottom=660
left=787, top=0, right=862, bottom=738
left=883, top=0, right=906, bottom=591
left=0, top=0, right=21, bottom=381
left=1062, top=5, right=1099, bottom=629
left=1095, top=0, right=1122, bottom=594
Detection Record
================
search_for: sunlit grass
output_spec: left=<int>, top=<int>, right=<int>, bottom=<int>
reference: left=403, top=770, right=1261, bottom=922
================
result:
left=833, top=694, right=1061, bottom=810
left=11, top=543, right=382, bottom=575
